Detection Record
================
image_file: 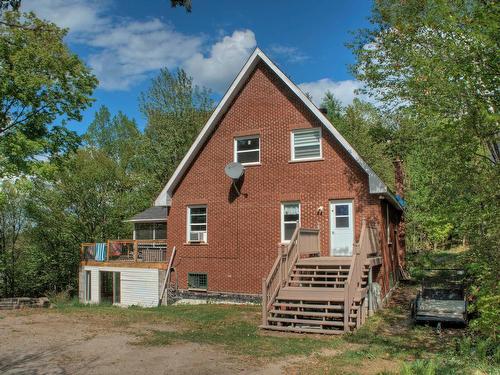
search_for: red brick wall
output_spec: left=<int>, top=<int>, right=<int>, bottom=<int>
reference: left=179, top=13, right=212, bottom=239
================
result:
left=167, top=61, right=386, bottom=295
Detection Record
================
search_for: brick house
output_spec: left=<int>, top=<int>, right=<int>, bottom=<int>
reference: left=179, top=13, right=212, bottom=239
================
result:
left=79, top=49, right=405, bottom=334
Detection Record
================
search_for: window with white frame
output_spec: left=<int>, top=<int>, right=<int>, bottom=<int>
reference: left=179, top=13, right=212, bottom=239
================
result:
left=281, top=202, right=300, bottom=242
left=234, top=135, right=260, bottom=165
left=187, top=205, right=207, bottom=243
left=291, top=128, right=322, bottom=161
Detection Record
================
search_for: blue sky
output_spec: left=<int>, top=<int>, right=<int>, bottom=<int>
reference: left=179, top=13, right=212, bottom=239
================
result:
left=22, top=0, right=373, bottom=134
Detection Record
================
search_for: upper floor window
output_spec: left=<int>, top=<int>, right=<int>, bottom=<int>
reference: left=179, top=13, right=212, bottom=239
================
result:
left=291, top=128, right=322, bottom=161
left=234, top=135, right=260, bottom=165
left=187, top=205, right=207, bottom=243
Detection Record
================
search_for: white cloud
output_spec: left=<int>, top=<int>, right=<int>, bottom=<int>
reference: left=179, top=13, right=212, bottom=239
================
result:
left=21, top=1, right=256, bottom=93
left=183, top=30, right=256, bottom=93
left=269, top=45, right=309, bottom=63
left=87, top=19, right=203, bottom=90
left=22, top=0, right=108, bottom=34
left=23, top=0, right=205, bottom=91
left=298, top=79, right=373, bottom=107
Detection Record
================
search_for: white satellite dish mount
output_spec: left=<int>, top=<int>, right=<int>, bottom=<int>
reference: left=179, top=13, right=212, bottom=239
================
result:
left=224, top=162, right=245, bottom=196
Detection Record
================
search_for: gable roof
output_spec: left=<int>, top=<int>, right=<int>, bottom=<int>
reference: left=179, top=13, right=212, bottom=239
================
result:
left=154, top=48, right=401, bottom=210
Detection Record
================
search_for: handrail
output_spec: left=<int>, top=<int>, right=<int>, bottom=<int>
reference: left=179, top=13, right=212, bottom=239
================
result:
left=262, top=226, right=320, bottom=325
left=343, top=220, right=380, bottom=331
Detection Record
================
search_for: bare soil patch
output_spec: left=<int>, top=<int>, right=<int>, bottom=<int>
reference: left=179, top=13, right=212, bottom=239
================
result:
left=0, top=310, right=289, bottom=375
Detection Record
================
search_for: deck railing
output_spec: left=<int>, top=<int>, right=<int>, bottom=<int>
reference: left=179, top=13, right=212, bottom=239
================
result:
left=81, top=240, right=167, bottom=263
left=262, top=226, right=321, bottom=325
left=343, top=220, right=380, bottom=331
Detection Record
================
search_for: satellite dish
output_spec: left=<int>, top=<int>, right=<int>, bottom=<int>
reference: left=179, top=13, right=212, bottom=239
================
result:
left=224, top=162, right=244, bottom=197
left=224, top=162, right=244, bottom=180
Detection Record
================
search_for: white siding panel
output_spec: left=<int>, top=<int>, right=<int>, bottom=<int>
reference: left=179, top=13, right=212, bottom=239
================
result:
left=81, top=266, right=159, bottom=307
left=91, top=268, right=100, bottom=303
left=120, top=269, right=159, bottom=307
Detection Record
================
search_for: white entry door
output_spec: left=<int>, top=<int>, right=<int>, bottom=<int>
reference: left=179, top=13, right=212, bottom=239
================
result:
left=330, top=200, right=354, bottom=256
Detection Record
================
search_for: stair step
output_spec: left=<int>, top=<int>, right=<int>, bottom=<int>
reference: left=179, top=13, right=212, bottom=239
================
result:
left=277, top=287, right=345, bottom=302
left=270, top=309, right=344, bottom=318
left=296, top=257, right=352, bottom=266
left=290, top=276, right=348, bottom=282
left=260, top=325, right=344, bottom=335
left=292, top=274, right=349, bottom=279
left=288, top=280, right=346, bottom=287
left=268, top=316, right=345, bottom=327
left=273, top=302, right=344, bottom=310
left=293, top=267, right=350, bottom=273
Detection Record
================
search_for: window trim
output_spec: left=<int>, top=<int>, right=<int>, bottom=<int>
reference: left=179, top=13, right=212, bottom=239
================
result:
left=291, top=128, right=322, bottom=162
left=280, top=201, right=301, bottom=243
left=186, top=205, right=208, bottom=243
left=234, top=134, right=261, bottom=166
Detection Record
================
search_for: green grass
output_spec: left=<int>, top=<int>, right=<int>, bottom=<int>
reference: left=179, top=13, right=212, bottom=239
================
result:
left=52, top=301, right=340, bottom=358
left=138, top=319, right=340, bottom=358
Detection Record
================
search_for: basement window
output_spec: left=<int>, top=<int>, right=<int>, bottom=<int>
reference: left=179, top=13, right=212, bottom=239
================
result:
left=291, top=128, right=322, bottom=161
left=234, top=135, right=260, bottom=165
left=188, top=273, right=208, bottom=290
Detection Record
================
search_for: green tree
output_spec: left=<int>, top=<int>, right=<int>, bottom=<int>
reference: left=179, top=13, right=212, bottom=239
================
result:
left=0, top=11, right=97, bottom=176
left=322, top=94, right=396, bottom=189
left=140, top=68, right=213, bottom=194
left=0, top=178, right=31, bottom=297
left=13, top=109, right=149, bottom=297
left=350, top=0, right=499, bottom=337
left=85, top=106, right=142, bottom=171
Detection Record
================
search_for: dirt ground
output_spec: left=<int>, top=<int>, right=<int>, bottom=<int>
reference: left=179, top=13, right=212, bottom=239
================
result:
left=0, top=284, right=459, bottom=375
left=0, top=310, right=298, bottom=375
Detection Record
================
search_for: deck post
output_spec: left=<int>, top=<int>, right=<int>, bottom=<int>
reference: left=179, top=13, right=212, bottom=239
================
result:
left=344, top=288, right=349, bottom=332
left=262, top=278, right=267, bottom=326
left=106, top=240, right=110, bottom=261
left=133, top=240, right=138, bottom=262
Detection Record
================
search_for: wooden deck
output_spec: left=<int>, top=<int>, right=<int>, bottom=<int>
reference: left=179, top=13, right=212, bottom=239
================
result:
left=80, top=260, right=169, bottom=269
left=80, top=240, right=168, bottom=266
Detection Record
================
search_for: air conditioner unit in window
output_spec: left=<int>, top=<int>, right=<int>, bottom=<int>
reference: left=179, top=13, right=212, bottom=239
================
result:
left=189, top=231, right=207, bottom=243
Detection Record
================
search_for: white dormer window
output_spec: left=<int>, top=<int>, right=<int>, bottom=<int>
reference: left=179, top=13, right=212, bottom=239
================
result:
left=187, top=205, right=207, bottom=243
left=234, top=135, right=260, bottom=165
left=291, top=128, right=322, bottom=161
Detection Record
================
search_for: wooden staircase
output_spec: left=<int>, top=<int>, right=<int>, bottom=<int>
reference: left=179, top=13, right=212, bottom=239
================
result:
left=261, top=221, right=381, bottom=334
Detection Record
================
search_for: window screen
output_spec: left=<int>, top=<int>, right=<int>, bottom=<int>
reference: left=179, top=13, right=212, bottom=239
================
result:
left=135, top=223, right=154, bottom=240
left=154, top=223, right=167, bottom=240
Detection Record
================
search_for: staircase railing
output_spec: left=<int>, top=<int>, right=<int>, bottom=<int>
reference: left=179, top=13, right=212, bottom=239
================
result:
left=343, top=220, right=381, bottom=331
left=262, top=226, right=320, bottom=326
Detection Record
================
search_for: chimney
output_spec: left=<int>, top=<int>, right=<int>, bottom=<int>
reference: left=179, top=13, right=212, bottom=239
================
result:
left=394, top=158, right=405, bottom=198
left=319, top=107, right=328, bottom=115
